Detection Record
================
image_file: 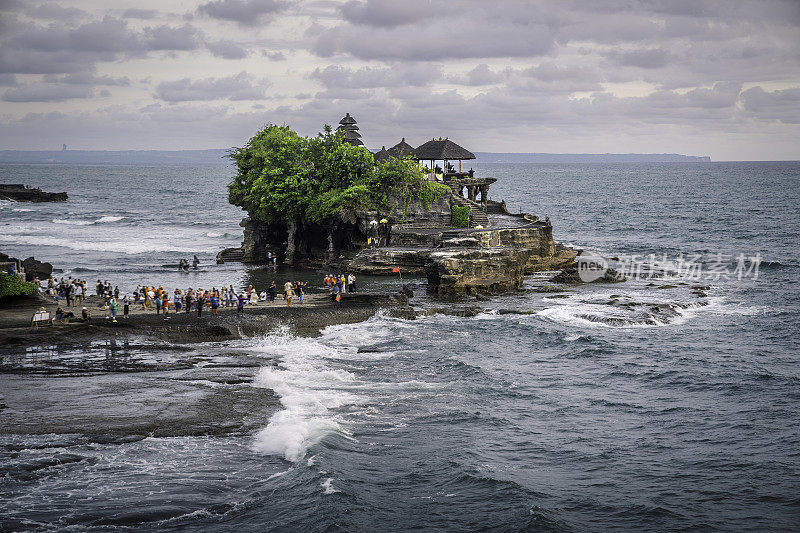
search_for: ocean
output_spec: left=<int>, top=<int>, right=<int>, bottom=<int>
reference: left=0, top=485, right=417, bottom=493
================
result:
left=1, top=161, right=798, bottom=531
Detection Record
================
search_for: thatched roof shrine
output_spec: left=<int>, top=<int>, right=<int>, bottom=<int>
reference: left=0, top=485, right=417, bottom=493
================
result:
left=373, top=146, right=393, bottom=163
left=387, top=138, right=417, bottom=160
left=414, top=138, right=475, bottom=161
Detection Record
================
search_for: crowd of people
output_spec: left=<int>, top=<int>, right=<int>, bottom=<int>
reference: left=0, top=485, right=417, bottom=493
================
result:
left=29, top=270, right=362, bottom=324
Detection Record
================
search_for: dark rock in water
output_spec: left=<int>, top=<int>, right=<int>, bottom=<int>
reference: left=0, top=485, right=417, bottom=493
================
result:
left=532, top=285, right=566, bottom=293
left=216, top=247, right=244, bottom=264
left=0, top=252, right=53, bottom=281
left=21, top=257, right=53, bottom=281
left=0, top=184, right=67, bottom=202
left=548, top=262, right=624, bottom=284
left=400, top=284, right=414, bottom=298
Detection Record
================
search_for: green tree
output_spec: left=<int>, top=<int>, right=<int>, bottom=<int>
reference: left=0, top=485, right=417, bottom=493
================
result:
left=228, top=122, right=431, bottom=263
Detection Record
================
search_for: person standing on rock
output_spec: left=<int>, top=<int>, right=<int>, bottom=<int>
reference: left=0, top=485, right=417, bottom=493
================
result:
left=347, top=273, right=356, bottom=293
left=192, top=255, right=200, bottom=270
left=123, top=295, right=130, bottom=319
left=210, top=292, right=219, bottom=315
left=109, top=297, right=118, bottom=322
left=65, top=283, right=73, bottom=308
left=283, top=280, right=293, bottom=300
left=286, top=284, right=294, bottom=306
left=237, top=293, right=245, bottom=314
left=154, top=292, right=162, bottom=315
left=174, top=289, right=182, bottom=312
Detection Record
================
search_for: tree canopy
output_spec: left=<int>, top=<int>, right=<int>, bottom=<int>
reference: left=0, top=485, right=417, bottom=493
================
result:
left=228, top=123, right=431, bottom=225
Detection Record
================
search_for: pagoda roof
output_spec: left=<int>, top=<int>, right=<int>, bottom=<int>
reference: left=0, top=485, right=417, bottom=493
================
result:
left=414, top=138, right=475, bottom=160
left=339, top=113, right=357, bottom=125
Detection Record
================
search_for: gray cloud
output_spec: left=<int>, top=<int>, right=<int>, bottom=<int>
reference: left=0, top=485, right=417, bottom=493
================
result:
left=143, top=24, right=200, bottom=51
left=310, top=64, right=441, bottom=89
left=0, top=17, right=204, bottom=75
left=197, top=0, right=290, bottom=26
left=741, top=86, right=800, bottom=124
left=2, top=82, right=94, bottom=102
left=1, top=0, right=799, bottom=159
left=154, top=71, right=269, bottom=102
left=122, top=8, right=158, bottom=19
left=25, top=2, right=86, bottom=20
left=43, top=71, right=130, bottom=86
left=313, top=17, right=557, bottom=61
left=262, top=50, right=285, bottom=61
left=446, top=64, right=503, bottom=86
left=610, top=48, right=676, bottom=69
left=339, top=0, right=432, bottom=28
left=207, top=39, right=249, bottom=59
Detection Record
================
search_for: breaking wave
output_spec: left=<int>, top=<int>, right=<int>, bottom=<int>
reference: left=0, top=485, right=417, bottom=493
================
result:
left=249, top=327, right=362, bottom=463
left=53, top=215, right=124, bottom=226
left=0, top=234, right=199, bottom=254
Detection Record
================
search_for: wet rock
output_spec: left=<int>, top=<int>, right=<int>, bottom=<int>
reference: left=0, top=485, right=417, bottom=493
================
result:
left=425, top=247, right=532, bottom=296
left=548, top=262, right=623, bottom=284
left=0, top=184, right=67, bottom=202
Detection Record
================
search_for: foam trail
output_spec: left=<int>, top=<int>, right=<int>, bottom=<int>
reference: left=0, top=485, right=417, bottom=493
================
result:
left=321, top=478, right=338, bottom=494
left=249, top=327, right=361, bottom=463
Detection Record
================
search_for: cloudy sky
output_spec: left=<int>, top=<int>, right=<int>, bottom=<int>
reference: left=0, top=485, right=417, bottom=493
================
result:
left=0, top=0, right=798, bottom=160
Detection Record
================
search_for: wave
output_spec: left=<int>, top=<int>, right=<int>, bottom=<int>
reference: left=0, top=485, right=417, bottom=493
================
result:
left=321, top=477, right=338, bottom=494
left=538, top=298, right=716, bottom=329
left=0, top=234, right=200, bottom=254
left=96, top=215, right=124, bottom=223
left=53, top=215, right=124, bottom=226
left=53, top=218, right=93, bottom=226
left=249, top=327, right=362, bottom=463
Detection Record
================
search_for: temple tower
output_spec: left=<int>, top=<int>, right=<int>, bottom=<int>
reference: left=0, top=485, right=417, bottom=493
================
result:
left=337, top=113, right=363, bottom=146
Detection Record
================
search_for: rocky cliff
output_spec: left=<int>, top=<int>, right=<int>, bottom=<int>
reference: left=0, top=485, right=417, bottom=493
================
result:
left=230, top=187, right=575, bottom=297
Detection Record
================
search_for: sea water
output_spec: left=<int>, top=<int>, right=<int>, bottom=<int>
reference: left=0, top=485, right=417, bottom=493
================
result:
left=1, top=162, right=798, bottom=531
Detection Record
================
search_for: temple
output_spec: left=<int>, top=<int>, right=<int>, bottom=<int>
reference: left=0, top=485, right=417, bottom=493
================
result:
left=221, top=113, right=576, bottom=296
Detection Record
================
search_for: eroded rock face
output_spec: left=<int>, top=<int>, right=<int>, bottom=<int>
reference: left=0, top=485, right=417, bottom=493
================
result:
left=425, top=247, right=533, bottom=296
left=237, top=191, right=451, bottom=265
left=349, top=247, right=431, bottom=275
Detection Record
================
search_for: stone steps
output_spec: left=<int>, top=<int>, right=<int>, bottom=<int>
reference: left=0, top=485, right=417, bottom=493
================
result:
left=452, top=195, right=489, bottom=227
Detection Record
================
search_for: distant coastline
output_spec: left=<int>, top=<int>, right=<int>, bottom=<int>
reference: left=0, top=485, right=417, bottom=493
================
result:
left=0, top=149, right=711, bottom=165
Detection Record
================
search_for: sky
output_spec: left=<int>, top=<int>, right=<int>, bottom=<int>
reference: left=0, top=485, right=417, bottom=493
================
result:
left=0, top=0, right=798, bottom=160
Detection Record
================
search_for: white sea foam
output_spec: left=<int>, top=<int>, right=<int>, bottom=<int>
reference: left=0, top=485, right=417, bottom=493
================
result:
left=0, top=234, right=199, bottom=254
left=321, top=478, right=338, bottom=494
left=538, top=296, right=721, bottom=329
left=53, top=218, right=94, bottom=226
left=52, top=215, right=123, bottom=225
left=95, top=215, right=124, bottom=223
left=250, top=327, right=362, bottom=463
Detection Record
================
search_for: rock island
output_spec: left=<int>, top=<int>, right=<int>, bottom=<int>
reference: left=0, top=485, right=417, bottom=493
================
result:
left=219, top=113, right=576, bottom=295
